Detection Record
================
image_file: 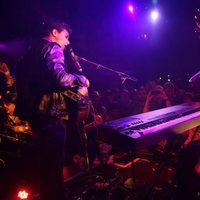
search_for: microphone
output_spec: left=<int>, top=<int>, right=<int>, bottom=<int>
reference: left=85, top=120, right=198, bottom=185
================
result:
left=65, top=45, right=82, bottom=72
left=189, top=71, right=200, bottom=83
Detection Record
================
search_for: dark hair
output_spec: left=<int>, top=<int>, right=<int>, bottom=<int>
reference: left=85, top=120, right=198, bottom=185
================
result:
left=43, top=20, right=72, bottom=35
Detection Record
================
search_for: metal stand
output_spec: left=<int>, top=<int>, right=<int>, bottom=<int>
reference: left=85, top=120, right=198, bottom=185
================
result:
left=123, top=151, right=146, bottom=190
left=75, top=55, right=138, bottom=169
left=78, top=56, right=137, bottom=84
left=143, top=126, right=200, bottom=200
left=143, top=150, right=173, bottom=200
left=190, top=125, right=200, bottom=143
left=79, top=102, right=99, bottom=170
left=81, top=120, right=90, bottom=170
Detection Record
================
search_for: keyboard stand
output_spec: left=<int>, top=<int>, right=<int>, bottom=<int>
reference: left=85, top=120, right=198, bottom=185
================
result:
left=144, top=125, right=200, bottom=199
left=143, top=132, right=176, bottom=200
left=190, top=125, right=200, bottom=143
left=123, top=151, right=146, bottom=190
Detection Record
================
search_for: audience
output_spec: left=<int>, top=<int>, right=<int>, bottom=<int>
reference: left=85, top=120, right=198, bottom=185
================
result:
left=143, top=85, right=171, bottom=113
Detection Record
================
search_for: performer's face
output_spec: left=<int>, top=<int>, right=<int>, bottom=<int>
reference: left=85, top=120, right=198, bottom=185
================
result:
left=53, top=29, right=70, bottom=49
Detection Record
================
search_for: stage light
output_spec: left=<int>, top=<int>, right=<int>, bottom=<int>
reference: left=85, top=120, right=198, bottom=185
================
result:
left=150, top=10, right=159, bottom=22
left=143, top=34, right=148, bottom=39
left=139, top=33, right=148, bottom=40
left=127, top=3, right=136, bottom=15
left=128, top=5, right=134, bottom=13
left=17, top=190, right=29, bottom=199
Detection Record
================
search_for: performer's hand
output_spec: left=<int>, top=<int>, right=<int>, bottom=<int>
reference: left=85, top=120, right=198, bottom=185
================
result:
left=76, top=75, right=90, bottom=88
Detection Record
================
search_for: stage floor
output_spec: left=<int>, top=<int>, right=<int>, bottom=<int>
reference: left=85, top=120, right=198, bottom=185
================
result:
left=0, top=146, right=176, bottom=200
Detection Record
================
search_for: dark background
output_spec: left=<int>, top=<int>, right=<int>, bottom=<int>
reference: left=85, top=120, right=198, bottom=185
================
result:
left=1, top=0, right=200, bottom=90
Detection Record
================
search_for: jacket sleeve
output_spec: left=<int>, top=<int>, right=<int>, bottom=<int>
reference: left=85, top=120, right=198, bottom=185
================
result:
left=44, top=43, right=78, bottom=89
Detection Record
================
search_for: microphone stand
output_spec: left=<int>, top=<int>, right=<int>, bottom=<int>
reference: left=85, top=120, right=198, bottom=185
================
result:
left=78, top=56, right=143, bottom=192
left=78, top=56, right=137, bottom=85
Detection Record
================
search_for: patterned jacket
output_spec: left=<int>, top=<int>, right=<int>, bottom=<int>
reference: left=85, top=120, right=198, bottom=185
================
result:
left=14, top=39, right=80, bottom=120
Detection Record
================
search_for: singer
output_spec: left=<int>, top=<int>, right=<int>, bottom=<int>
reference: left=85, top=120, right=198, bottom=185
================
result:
left=14, top=21, right=89, bottom=200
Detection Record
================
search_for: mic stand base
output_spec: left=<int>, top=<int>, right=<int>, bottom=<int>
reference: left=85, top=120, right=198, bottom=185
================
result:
left=124, top=177, right=146, bottom=190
